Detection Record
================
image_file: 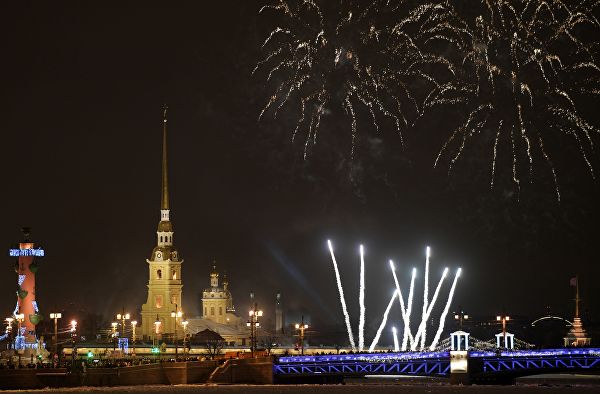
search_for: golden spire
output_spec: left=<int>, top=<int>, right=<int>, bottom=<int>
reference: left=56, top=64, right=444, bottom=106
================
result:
left=161, top=104, right=169, bottom=212
left=575, top=275, right=580, bottom=319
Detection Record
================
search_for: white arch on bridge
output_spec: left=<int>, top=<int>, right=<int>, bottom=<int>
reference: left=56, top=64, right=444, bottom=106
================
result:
left=531, top=316, right=573, bottom=327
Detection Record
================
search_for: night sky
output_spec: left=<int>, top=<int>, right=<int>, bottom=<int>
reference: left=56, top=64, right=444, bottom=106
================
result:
left=1, top=1, right=599, bottom=338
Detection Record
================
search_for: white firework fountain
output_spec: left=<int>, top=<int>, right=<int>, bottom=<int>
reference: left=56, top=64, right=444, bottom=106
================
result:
left=327, top=240, right=461, bottom=352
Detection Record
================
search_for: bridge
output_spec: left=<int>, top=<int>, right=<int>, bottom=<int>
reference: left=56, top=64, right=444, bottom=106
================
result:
left=273, top=348, right=600, bottom=384
left=274, top=351, right=450, bottom=383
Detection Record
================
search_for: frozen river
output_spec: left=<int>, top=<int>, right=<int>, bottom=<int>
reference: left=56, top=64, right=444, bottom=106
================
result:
left=2, top=375, right=600, bottom=394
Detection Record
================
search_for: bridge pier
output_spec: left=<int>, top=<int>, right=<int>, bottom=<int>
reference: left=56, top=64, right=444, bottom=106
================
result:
left=449, top=351, right=470, bottom=385
left=449, top=331, right=471, bottom=385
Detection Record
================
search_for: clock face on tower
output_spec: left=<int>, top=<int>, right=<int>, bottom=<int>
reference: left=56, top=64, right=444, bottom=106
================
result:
left=156, top=251, right=163, bottom=261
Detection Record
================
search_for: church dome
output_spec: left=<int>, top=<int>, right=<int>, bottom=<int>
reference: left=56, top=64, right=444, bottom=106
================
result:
left=157, top=220, right=173, bottom=232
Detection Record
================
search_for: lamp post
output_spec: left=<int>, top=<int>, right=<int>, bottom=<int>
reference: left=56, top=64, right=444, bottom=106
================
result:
left=15, top=313, right=24, bottom=340
left=49, top=313, right=62, bottom=356
left=170, top=306, right=183, bottom=359
left=131, top=321, right=137, bottom=357
left=111, top=322, right=118, bottom=351
left=454, top=307, right=469, bottom=329
left=246, top=303, right=263, bottom=358
left=294, top=316, right=309, bottom=355
left=15, top=314, right=24, bottom=366
left=181, top=320, right=188, bottom=355
left=153, top=316, right=161, bottom=361
left=116, top=310, right=130, bottom=353
left=70, top=320, right=77, bottom=365
left=5, top=317, right=14, bottom=350
left=496, top=313, right=510, bottom=349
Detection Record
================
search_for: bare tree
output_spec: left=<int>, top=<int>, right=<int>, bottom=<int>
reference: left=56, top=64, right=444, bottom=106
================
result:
left=204, top=339, right=225, bottom=360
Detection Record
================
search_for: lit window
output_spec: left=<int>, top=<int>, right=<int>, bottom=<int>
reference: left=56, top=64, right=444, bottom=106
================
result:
left=155, top=295, right=163, bottom=309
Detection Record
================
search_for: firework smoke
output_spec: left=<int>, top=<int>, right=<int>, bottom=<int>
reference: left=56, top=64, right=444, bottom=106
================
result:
left=369, top=289, right=397, bottom=352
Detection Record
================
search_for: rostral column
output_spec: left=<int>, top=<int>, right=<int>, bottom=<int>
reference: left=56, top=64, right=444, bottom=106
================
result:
left=9, top=227, right=44, bottom=347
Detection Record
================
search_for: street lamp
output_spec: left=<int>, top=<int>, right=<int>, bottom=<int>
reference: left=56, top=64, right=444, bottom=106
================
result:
left=14, top=314, right=25, bottom=366
left=294, top=316, right=309, bottom=355
left=181, top=320, right=189, bottom=355
left=5, top=318, right=14, bottom=350
left=15, top=313, right=24, bottom=335
left=111, top=322, right=118, bottom=351
left=496, top=313, right=510, bottom=349
left=454, top=307, right=469, bottom=329
left=14, top=313, right=24, bottom=348
left=246, top=303, right=263, bottom=358
left=49, top=313, right=62, bottom=356
left=131, top=321, right=137, bottom=356
left=70, top=320, right=77, bottom=364
left=116, top=310, right=130, bottom=353
left=170, top=306, right=183, bottom=359
left=153, top=316, right=161, bottom=361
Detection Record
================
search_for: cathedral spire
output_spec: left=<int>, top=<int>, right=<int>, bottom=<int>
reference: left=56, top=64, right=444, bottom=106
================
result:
left=161, top=105, right=170, bottom=221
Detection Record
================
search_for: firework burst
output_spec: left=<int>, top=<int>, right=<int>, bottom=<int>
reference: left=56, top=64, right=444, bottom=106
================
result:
left=428, top=0, right=600, bottom=200
left=256, top=0, right=456, bottom=159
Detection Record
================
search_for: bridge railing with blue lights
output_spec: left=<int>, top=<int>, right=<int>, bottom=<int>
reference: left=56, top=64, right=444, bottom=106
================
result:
left=277, top=350, right=449, bottom=364
left=274, top=348, right=600, bottom=378
left=470, top=347, right=600, bottom=374
left=274, top=351, right=451, bottom=377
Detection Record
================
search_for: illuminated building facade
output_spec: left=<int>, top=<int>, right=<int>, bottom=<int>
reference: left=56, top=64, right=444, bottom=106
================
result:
left=140, top=108, right=183, bottom=339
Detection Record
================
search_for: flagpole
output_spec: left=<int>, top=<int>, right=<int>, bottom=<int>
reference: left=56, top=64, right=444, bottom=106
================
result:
left=575, top=275, right=580, bottom=319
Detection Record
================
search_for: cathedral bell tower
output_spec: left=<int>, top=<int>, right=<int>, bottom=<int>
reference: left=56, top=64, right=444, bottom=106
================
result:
left=141, top=106, right=184, bottom=339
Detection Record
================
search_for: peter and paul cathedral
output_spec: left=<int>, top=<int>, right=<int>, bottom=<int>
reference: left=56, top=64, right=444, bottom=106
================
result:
left=140, top=107, right=184, bottom=340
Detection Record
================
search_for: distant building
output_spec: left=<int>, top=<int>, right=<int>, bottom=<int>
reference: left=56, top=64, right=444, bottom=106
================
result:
left=201, top=264, right=238, bottom=325
left=140, top=108, right=184, bottom=339
left=187, top=265, right=247, bottom=345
